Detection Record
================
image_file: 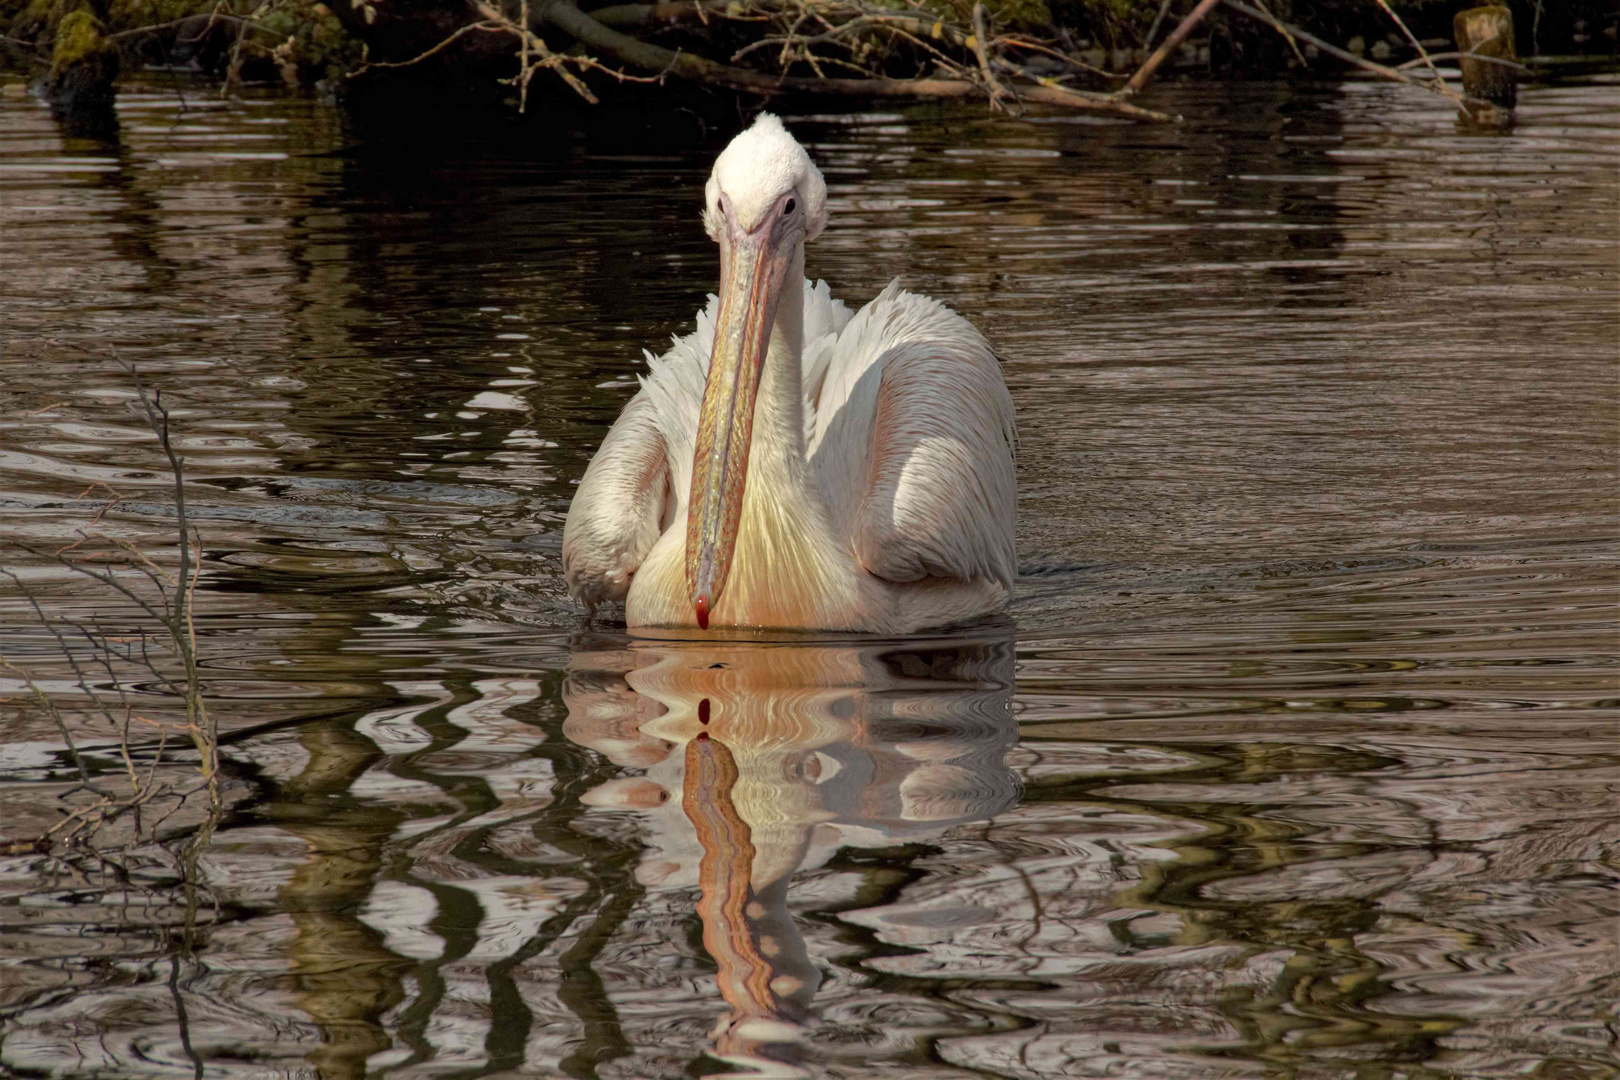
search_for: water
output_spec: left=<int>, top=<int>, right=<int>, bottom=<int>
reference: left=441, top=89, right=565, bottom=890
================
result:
left=1, top=75, right=1616, bottom=1079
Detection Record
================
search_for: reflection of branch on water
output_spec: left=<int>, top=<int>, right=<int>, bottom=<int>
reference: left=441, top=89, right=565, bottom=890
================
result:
left=369, top=681, right=646, bottom=1079
left=1053, top=738, right=1469, bottom=1070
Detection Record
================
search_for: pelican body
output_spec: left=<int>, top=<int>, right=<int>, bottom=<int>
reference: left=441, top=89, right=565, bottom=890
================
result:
left=562, top=114, right=1015, bottom=633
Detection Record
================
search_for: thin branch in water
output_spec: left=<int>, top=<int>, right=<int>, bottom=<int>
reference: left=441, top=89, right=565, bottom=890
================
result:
left=1395, top=49, right=1527, bottom=73
left=114, top=355, right=216, bottom=809
left=0, top=655, right=99, bottom=793
left=1371, top=0, right=1461, bottom=106
left=999, top=35, right=1123, bottom=81
left=44, top=552, right=173, bottom=631
left=1218, top=0, right=1489, bottom=110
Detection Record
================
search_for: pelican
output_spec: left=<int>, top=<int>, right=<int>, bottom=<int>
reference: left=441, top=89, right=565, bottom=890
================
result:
left=562, top=114, right=1015, bottom=632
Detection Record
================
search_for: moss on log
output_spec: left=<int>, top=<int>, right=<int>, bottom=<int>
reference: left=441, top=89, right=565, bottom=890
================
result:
left=47, top=8, right=119, bottom=135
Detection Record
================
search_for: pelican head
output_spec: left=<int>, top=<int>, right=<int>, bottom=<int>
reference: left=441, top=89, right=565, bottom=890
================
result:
left=686, top=115, right=828, bottom=628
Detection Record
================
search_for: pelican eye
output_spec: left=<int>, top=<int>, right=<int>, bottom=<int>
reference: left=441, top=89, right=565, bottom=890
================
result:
left=783, top=198, right=796, bottom=215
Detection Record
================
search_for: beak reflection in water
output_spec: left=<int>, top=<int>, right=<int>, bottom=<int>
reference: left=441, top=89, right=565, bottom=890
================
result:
left=565, top=631, right=1019, bottom=1077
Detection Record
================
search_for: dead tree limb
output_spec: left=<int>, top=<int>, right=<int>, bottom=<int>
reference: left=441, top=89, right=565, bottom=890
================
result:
left=970, top=2, right=1014, bottom=112
left=1122, top=0, right=1217, bottom=95
left=474, top=0, right=600, bottom=104
left=535, top=0, right=1175, bottom=119
left=117, top=357, right=218, bottom=810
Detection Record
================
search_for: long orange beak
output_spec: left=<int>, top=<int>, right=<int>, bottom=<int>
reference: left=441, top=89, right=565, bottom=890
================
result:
left=686, top=223, right=792, bottom=629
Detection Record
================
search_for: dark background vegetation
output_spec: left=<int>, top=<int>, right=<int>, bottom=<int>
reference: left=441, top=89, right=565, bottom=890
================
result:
left=3, top=0, right=1616, bottom=120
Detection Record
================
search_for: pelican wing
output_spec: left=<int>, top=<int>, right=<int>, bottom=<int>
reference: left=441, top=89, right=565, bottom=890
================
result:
left=561, top=390, right=670, bottom=611
left=811, top=282, right=1016, bottom=589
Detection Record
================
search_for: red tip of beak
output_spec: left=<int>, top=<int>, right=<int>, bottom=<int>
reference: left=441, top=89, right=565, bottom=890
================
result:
left=694, top=596, right=710, bottom=630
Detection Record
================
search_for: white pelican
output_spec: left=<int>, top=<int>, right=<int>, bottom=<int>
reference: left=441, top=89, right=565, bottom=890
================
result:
left=562, top=113, right=1015, bottom=632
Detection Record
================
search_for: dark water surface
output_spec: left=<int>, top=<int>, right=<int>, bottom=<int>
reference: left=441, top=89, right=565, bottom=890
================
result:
left=1, top=75, right=1616, bottom=1078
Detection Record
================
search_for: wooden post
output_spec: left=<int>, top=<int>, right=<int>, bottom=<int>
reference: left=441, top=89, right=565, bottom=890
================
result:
left=1453, top=4, right=1517, bottom=108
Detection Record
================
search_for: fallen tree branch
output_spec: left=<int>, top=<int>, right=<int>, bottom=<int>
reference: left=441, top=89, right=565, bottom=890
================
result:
left=537, top=0, right=1175, bottom=119
left=732, top=13, right=971, bottom=81
left=1121, top=0, right=1217, bottom=94
left=970, top=2, right=1014, bottom=112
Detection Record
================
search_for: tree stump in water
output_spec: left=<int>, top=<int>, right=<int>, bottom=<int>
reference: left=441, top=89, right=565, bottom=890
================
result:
left=1453, top=5, right=1517, bottom=109
left=47, top=10, right=119, bottom=139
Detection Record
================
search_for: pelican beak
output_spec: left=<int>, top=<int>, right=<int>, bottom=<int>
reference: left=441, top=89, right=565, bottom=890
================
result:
left=687, top=218, right=793, bottom=629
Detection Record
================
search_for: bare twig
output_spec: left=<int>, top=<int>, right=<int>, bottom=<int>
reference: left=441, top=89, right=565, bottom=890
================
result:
left=0, top=358, right=221, bottom=858
left=106, top=13, right=263, bottom=41
left=0, top=654, right=98, bottom=792
left=474, top=0, right=599, bottom=104
left=333, top=0, right=1171, bottom=119
left=116, top=356, right=216, bottom=809
left=738, top=13, right=970, bottom=79
left=221, top=0, right=268, bottom=98
left=1395, top=49, right=1527, bottom=74
left=473, top=0, right=602, bottom=105
left=348, top=20, right=506, bottom=74
left=46, top=554, right=172, bottom=627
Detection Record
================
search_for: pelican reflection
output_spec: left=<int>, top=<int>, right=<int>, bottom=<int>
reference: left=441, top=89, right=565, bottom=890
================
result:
left=563, top=630, right=1019, bottom=1076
